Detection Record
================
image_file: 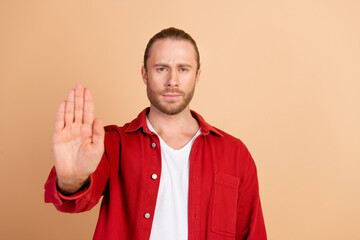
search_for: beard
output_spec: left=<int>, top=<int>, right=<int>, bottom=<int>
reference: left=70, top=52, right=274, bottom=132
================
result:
left=146, top=84, right=195, bottom=115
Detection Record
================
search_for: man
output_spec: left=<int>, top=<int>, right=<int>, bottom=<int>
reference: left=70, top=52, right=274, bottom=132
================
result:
left=44, top=27, right=267, bottom=239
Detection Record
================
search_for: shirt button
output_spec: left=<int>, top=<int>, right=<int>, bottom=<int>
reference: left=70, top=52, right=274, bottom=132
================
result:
left=151, top=142, right=157, bottom=148
left=144, top=213, right=151, bottom=219
left=151, top=174, right=157, bottom=180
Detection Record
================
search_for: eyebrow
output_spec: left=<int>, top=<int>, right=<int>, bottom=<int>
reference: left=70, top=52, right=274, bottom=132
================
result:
left=153, top=63, right=193, bottom=68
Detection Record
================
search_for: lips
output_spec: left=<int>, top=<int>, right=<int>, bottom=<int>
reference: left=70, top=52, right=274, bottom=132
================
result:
left=163, top=93, right=180, bottom=97
left=161, top=90, right=184, bottom=98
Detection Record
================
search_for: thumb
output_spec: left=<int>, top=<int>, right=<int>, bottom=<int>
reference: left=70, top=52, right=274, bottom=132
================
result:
left=92, top=118, right=105, bottom=149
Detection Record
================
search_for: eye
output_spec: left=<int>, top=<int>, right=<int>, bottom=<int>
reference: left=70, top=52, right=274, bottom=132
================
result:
left=179, top=67, right=188, bottom=72
left=157, top=67, right=166, bottom=72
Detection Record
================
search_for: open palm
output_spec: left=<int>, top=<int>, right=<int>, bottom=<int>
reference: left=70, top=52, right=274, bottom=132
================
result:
left=52, top=83, right=104, bottom=194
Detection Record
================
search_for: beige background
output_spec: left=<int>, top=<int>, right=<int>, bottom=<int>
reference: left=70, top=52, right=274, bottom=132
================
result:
left=1, top=0, right=359, bottom=239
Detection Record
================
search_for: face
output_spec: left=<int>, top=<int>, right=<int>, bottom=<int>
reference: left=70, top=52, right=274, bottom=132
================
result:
left=142, top=39, right=201, bottom=115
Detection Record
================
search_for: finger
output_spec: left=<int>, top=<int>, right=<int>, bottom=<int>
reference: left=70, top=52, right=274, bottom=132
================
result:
left=92, top=118, right=105, bottom=148
left=54, top=101, right=65, bottom=131
left=74, top=83, right=84, bottom=123
left=83, top=88, right=94, bottom=125
left=65, top=89, right=75, bottom=126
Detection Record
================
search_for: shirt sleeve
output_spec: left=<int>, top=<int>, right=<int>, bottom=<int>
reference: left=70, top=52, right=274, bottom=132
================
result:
left=44, top=127, right=117, bottom=213
left=236, top=158, right=267, bottom=240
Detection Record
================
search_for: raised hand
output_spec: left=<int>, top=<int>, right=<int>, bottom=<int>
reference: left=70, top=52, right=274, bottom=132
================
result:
left=52, top=83, right=105, bottom=194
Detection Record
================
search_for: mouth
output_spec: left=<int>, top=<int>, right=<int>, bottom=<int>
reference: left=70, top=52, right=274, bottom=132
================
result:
left=161, top=90, right=183, bottom=98
left=162, top=93, right=181, bottom=99
left=163, top=93, right=180, bottom=96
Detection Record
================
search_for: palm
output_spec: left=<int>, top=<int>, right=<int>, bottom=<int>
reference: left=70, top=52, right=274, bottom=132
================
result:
left=52, top=84, right=104, bottom=192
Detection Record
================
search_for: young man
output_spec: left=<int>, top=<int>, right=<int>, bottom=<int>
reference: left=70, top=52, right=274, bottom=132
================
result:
left=44, top=27, right=267, bottom=240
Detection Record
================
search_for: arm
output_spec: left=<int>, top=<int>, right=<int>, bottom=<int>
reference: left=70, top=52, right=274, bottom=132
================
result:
left=236, top=159, right=267, bottom=240
left=44, top=83, right=109, bottom=212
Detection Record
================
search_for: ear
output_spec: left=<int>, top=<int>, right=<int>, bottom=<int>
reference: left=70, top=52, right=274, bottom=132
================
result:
left=195, top=69, right=201, bottom=86
left=141, top=67, right=148, bottom=84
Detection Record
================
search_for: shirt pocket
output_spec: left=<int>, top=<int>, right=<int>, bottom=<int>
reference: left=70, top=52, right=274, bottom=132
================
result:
left=211, top=172, right=240, bottom=238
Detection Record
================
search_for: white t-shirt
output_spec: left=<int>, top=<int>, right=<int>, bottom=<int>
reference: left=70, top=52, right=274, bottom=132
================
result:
left=147, top=117, right=201, bottom=240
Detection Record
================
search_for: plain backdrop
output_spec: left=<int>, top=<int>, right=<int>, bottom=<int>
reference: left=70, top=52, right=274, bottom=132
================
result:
left=1, top=0, right=359, bottom=239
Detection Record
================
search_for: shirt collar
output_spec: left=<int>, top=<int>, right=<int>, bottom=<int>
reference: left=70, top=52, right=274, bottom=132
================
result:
left=124, top=107, right=223, bottom=137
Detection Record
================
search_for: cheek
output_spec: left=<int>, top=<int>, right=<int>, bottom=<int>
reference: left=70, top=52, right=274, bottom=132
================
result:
left=149, top=74, right=169, bottom=88
left=182, top=74, right=197, bottom=86
left=147, top=78, right=163, bottom=92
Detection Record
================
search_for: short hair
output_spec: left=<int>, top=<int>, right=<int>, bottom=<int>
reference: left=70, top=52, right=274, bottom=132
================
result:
left=143, top=27, right=200, bottom=72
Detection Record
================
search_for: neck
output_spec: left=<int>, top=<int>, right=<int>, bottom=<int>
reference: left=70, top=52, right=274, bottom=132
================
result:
left=147, top=105, right=199, bottom=136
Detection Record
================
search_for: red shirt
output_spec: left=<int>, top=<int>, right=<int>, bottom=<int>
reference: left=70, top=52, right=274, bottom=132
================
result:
left=44, top=108, right=267, bottom=240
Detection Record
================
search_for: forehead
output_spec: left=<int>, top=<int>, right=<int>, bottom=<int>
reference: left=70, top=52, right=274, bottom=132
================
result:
left=147, top=39, right=197, bottom=65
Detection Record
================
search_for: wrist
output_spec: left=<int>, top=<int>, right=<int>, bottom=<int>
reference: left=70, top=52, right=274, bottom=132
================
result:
left=56, top=176, right=90, bottom=195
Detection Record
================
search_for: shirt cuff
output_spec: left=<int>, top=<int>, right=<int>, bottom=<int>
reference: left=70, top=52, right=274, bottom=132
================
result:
left=57, top=174, right=94, bottom=201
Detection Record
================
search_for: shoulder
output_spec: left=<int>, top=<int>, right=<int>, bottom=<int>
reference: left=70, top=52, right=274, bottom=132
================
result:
left=102, top=124, right=136, bottom=156
left=104, top=125, right=121, bottom=137
left=214, top=127, right=244, bottom=144
left=192, top=109, right=249, bottom=152
left=103, top=121, right=142, bottom=141
left=103, top=124, right=133, bottom=147
left=103, top=123, right=132, bottom=136
left=209, top=126, right=257, bottom=179
left=211, top=126, right=254, bottom=163
left=210, top=126, right=250, bottom=154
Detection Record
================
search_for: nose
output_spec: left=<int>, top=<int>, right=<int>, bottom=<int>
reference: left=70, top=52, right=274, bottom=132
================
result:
left=165, top=69, right=179, bottom=87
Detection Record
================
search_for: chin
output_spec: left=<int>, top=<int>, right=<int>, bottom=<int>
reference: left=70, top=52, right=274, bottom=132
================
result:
left=154, top=103, right=188, bottom=115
